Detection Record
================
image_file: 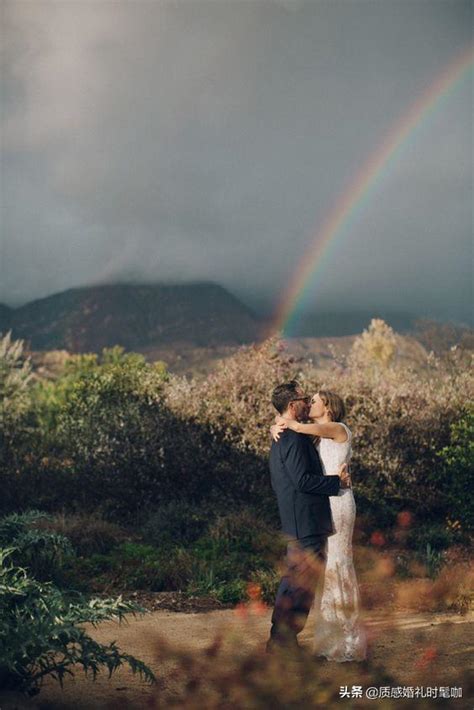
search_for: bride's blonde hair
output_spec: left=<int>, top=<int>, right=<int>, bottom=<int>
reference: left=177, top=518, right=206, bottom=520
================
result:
left=318, top=390, right=346, bottom=422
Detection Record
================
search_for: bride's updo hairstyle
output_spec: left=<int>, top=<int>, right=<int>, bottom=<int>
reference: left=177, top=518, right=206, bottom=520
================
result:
left=318, top=390, right=346, bottom=422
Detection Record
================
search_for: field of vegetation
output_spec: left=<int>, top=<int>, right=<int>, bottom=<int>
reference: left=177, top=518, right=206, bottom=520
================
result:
left=0, top=319, right=472, bottom=702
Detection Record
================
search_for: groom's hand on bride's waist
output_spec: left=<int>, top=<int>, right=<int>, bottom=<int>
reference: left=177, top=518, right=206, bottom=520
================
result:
left=339, top=463, right=352, bottom=489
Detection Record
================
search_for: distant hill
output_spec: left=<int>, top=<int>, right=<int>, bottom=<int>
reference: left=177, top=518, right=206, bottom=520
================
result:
left=1, top=284, right=470, bottom=363
left=290, top=310, right=416, bottom=337
left=0, top=283, right=262, bottom=352
left=0, top=304, right=12, bottom=333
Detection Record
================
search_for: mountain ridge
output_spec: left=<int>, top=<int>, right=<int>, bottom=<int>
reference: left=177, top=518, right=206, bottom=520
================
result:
left=0, top=283, right=470, bottom=354
left=0, top=282, right=262, bottom=352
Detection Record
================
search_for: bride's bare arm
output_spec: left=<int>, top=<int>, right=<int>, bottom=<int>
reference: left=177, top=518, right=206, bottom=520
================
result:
left=275, top=416, right=347, bottom=441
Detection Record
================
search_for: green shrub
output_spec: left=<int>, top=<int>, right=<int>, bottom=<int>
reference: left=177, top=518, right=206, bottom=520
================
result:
left=45, top=353, right=263, bottom=523
left=141, top=500, right=212, bottom=547
left=74, top=542, right=194, bottom=593
left=208, top=509, right=282, bottom=557
left=0, top=511, right=74, bottom=584
left=212, top=579, right=248, bottom=605
left=405, top=523, right=454, bottom=552
left=418, top=543, right=446, bottom=579
left=0, top=333, right=35, bottom=506
left=249, top=567, right=280, bottom=604
left=187, top=511, right=283, bottom=602
left=34, top=512, right=132, bottom=556
left=0, top=331, right=33, bottom=437
left=0, top=548, right=154, bottom=695
left=437, top=407, right=474, bottom=531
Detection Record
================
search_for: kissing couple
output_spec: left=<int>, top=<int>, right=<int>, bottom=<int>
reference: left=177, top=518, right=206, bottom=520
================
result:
left=267, top=380, right=367, bottom=661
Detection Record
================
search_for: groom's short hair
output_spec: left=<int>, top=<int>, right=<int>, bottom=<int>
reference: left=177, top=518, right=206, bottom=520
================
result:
left=271, top=380, right=302, bottom=414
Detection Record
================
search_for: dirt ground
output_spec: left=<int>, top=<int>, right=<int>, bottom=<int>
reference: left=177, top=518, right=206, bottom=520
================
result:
left=1, top=606, right=472, bottom=710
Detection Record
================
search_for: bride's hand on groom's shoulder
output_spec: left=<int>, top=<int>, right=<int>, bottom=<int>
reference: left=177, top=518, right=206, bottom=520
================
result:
left=270, top=422, right=287, bottom=442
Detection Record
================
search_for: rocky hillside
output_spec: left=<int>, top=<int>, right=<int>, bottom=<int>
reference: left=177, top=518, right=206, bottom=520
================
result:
left=0, top=283, right=262, bottom=352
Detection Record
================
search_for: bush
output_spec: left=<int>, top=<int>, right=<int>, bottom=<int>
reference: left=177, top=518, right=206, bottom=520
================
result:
left=0, top=331, right=33, bottom=437
left=33, top=512, right=132, bottom=556
left=405, top=523, right=455, bottom=552
left=141, top=500, right=212, bottom=548
left=437, top=407, right=474, bottom=531
left=74, top=542, right=194, bottom=593
left=44, top=351, right=265, bottom=523
left=187, top=510, right=283, bottom=602
left=348, top=318, right=397, bottom=369
left=310, top=357, right=472, bottom=521
left=0, top=333, right=35, bottom=504
left=0, top=549, right=154, bottom=695
left=0, top=511, right=74, bottom=584
left=2, top=329, right=472, bottom=532
left=163, top=330, right=473, bottom=524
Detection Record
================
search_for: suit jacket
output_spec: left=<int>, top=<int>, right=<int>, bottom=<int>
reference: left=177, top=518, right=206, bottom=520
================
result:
left=269, top=429, right=340, bottom=540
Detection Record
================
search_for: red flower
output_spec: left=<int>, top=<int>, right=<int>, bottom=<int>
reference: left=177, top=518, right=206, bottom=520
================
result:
left=370, top=531, right=386, bottom=547
left=397, top=511, right=412, bottom=528
left=247, top=583, right=262, bottom=601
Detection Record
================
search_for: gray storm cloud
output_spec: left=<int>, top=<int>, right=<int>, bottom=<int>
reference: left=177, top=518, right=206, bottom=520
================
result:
left=1, top=0, right=472, bottom=324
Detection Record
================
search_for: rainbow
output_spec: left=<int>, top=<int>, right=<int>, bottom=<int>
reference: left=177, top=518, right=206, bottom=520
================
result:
left=271, top=44, right=474, bottom=337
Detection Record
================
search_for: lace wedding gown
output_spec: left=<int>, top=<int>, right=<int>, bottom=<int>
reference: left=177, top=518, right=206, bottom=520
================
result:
left=313, top=422, right=367, bottom=661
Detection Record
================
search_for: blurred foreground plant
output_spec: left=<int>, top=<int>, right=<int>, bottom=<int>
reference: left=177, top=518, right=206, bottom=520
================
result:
left=0, top=548, right=155, bottom=695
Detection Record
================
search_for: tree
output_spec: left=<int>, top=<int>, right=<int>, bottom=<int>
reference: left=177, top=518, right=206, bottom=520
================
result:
left=349, top=318, right=397, bottom=370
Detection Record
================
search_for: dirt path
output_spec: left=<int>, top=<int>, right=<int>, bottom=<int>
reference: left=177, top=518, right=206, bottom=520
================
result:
left=3, top=609, right=472, bottom=709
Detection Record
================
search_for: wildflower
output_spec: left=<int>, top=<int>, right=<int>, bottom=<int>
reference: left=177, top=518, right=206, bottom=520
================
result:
left=397, top=511, right=412, bottom=528
left=247, top=583, right=262, bottom=601
left=370, top=531, right=386, bottom=547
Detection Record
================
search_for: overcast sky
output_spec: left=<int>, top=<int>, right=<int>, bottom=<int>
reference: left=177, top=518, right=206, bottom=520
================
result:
left=1, top=0, right=472, bottom=324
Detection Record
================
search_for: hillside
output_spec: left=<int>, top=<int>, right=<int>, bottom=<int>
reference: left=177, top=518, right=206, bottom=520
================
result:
left=0, top=283, right=262, bottom=352
left=0, top=304, right=12, bottom=333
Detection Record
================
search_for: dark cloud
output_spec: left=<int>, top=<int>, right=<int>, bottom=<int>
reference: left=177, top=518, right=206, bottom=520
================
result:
left=1, top=0, right=472, bottom=324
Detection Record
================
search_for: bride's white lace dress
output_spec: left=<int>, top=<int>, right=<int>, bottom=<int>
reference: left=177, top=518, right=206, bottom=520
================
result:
left=313, top=422, right=367, bottom=661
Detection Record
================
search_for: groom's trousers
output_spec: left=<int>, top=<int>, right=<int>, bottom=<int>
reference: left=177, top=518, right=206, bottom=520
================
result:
left=268, top=535, right=327, bottom=649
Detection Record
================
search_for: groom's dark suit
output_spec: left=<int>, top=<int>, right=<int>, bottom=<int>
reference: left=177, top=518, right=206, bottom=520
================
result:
left=268, top=429, right=340, bottom=648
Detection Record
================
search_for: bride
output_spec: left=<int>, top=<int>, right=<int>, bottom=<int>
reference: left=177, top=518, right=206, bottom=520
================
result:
left=271, top=390, right=367, bottom=662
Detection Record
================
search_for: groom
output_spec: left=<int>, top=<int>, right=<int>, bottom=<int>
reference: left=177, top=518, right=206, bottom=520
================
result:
left=267, top=380, right=351, bottom=652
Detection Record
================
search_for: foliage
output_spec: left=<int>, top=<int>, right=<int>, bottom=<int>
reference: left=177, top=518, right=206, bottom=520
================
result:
left=1, top=328, right=472, bottom=531
left=404, top=522, right=460, bottom=552
left=74, top=542, right=194, bottom=593
left=414, top=318, right=474, bottom=354
left=348, top=318, right=397, bottom=369
left=0, top=511, right=74, bottom=584
left=419, top=543, right=445, bottom=579
left=437, top=407, right=474, bottom=531
left=74, top=510, right=282, bottom=604
left=164, top=327, right=472, bottom=523
left=44, top=352, right=172, bottom=521
left=0, top=547, right=155, bottom=695
left=0, top=332, right=34, bottom=484
left=141, top=500, right=212, bottom=547
left=150, top=628, right=425, bottom=710
left=164, top=337, right=297, bottom=457
left=33, top=511, right=132, bottom=556
left=186, top=510, right=283, bottom=602
left=0, top=331, right=33, bottom=430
